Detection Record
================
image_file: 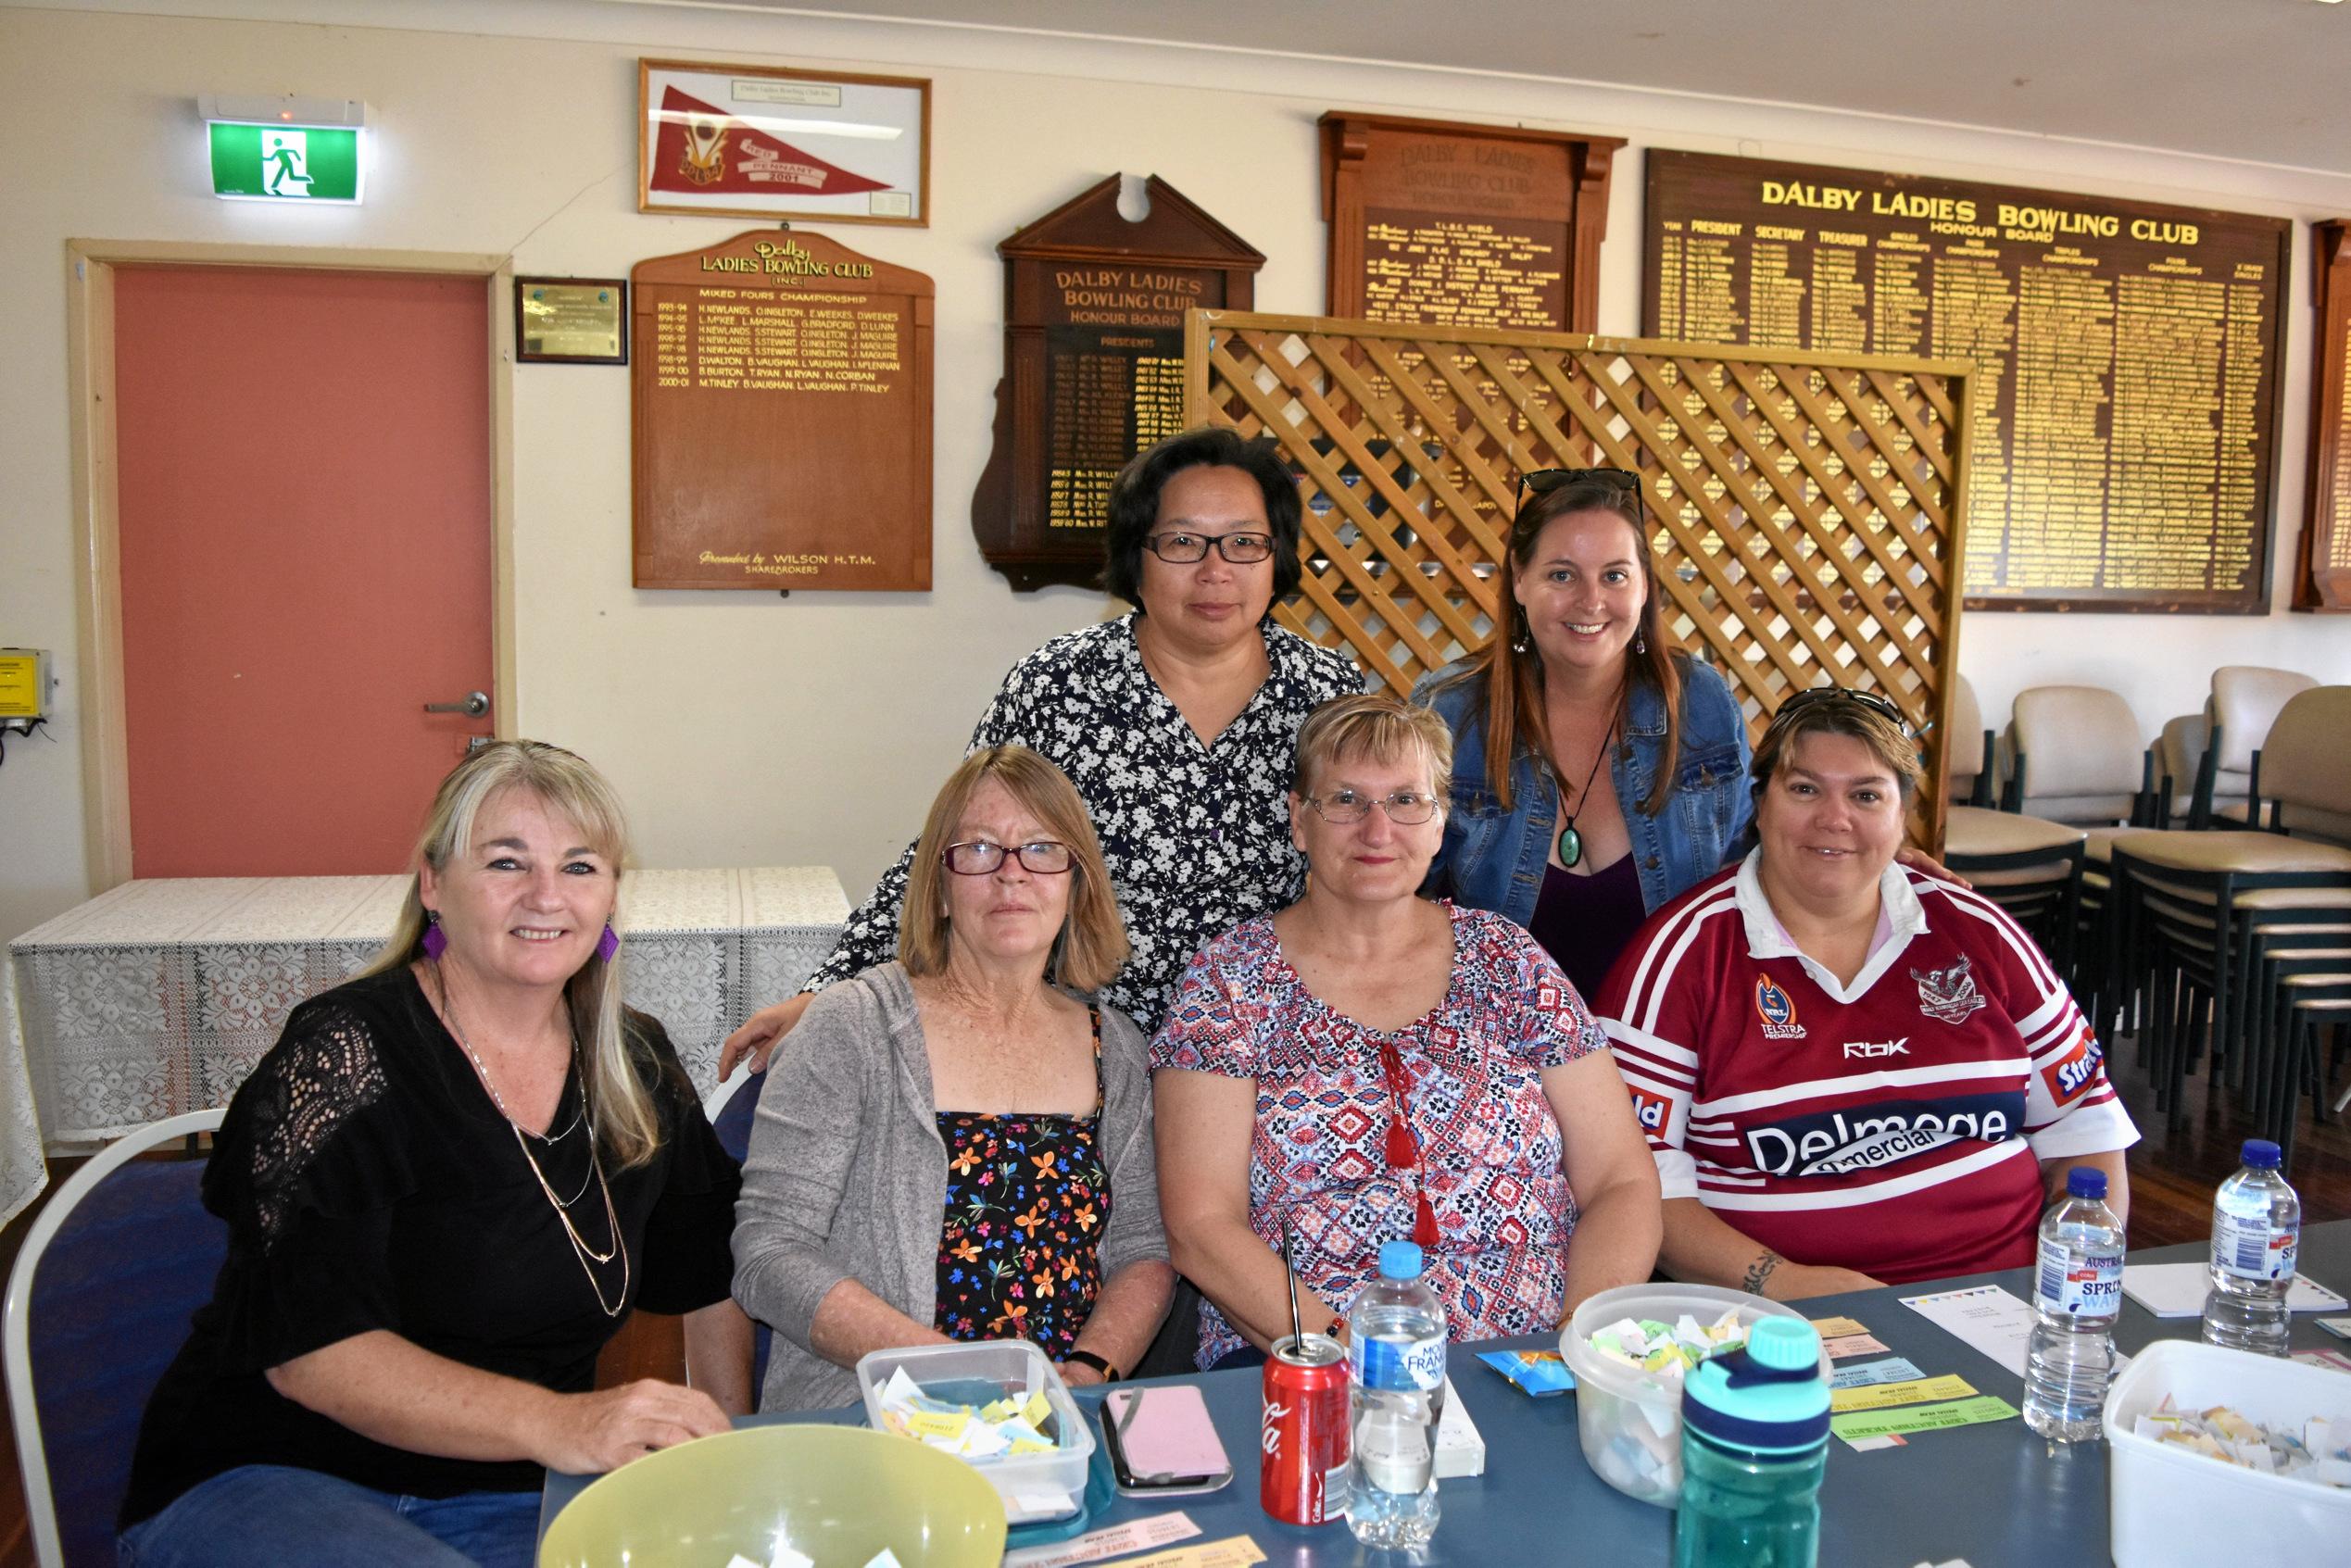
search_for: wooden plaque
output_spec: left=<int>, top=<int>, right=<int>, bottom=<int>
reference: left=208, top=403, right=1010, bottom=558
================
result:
left=1643, top=149, right=2291, bottom=614
left=1319, top=112, right=1623, bottom=332
left=2297, top=220, right=2351, bottom=612
left=631, top=230, right=933, bottom=590
left=970, top=175, right=1264, bottom=591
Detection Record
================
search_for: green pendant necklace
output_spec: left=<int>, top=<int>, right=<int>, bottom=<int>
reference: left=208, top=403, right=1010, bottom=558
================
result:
left=1556, top=722, right=1615, bottom=869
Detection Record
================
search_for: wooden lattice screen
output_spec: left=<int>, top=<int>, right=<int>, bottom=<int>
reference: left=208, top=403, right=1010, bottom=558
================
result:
left=1183, top=308, right=1975, bottom=847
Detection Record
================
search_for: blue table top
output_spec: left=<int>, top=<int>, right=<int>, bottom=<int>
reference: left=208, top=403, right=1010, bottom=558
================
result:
left=543, top=1223, right=2351, bottom=1566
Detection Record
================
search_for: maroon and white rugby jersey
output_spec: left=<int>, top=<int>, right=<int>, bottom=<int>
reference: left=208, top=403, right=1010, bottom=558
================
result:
left=1593, top=854, right=2136, bottom=1285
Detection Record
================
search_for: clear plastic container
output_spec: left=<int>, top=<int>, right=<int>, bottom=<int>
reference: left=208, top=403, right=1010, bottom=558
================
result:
left=1561, top=1283, right=1824, bottom=1508
left=2105, top=1339, right=2351, bottom=1568
left=855, top=1339, right=1094, bottom=1524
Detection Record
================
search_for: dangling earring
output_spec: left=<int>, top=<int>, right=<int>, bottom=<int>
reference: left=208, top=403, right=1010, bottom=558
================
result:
left=1511, top=612, right=1532, bottom=655
left=421, top=910, right=447, bottom=960
left=1636, top=630, right=1647, bottom=656
left=596, top=922, right=620, bottom=963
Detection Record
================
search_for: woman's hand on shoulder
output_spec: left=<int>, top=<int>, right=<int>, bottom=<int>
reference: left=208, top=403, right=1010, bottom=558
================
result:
left=718, top=992, right=816, bottom=1081
left=534, top=1378, right=731, bottom=1474
left=1893, top=844, right=1970, bottom=890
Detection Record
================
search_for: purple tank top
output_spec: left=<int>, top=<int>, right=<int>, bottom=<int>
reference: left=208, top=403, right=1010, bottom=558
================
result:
left=1527, top=854, right=1649, bottom=1003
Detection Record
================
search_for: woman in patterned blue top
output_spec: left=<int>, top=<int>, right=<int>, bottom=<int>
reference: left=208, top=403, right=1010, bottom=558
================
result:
left=720, top=426, right=1363, bottom=1073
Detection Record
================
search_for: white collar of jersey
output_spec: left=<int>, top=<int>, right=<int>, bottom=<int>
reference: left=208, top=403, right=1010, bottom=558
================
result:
left=1733, top=849, right=1930, bottom=1004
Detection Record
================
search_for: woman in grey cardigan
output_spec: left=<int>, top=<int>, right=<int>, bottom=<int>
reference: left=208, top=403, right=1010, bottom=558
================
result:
left=734, top=746, right=1174, bottom=1412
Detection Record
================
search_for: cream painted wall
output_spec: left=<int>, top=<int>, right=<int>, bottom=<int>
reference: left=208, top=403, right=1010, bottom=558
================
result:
left=5, top=0, right=2350, bottom=949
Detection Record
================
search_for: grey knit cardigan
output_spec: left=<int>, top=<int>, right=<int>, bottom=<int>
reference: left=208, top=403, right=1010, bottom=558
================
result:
left=732, top=961, right=1168, bottom=1412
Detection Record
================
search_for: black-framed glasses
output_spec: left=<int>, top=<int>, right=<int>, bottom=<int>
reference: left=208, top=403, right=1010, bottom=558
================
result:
left=941, top=839, right=1075, bottom=875
left=1301, top=789, right=1441, bottom=825
left=1769, top=686, right=1913, bottom=737
left=1142, top=531, right=1276, bottom=564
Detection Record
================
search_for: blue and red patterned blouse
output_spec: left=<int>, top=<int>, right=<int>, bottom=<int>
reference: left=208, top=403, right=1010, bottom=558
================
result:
left=1150, top=904, right=1604, bottom=1368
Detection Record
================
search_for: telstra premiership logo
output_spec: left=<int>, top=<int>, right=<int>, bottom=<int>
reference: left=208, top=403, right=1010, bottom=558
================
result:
left=1754, top=974, right=1805, bottom=1040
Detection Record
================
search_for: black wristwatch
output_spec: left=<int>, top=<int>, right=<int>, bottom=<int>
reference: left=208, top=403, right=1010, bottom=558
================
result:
left=1063, top=1349, right=1121, bottom=1382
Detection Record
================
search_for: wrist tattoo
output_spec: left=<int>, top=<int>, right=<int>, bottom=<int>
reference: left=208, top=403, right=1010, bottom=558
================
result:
left=1741, top=1250, right=1783, bottom=1296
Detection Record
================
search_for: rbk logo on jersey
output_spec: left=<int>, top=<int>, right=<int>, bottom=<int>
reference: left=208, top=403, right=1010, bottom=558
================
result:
left=1743, top=1090, right=2025, bottom=1177
left=1842, top=1037, right=1910, bottom=1059
left=1912, top=955, right=1988, bottom=1023
left=1754, top=974, right=1806, bottom=1040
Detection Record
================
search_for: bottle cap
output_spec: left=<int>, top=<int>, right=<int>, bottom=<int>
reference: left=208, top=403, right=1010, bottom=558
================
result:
left=1681, top=1316, right=1829, bottom=1457
left=2241, top=1138, right=2282, bottom=1170
left=2067, top=1167, right=2107, bottom=1199
left=1377, top=1240, right=1425, bottom=1281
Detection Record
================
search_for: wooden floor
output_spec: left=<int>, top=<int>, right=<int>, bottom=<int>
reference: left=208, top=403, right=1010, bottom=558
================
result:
left=0, top=1028, right=2342, bottom=1567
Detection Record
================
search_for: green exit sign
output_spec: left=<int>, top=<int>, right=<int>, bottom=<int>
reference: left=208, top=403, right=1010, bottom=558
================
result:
left=208, top=122, right=363, bottom=203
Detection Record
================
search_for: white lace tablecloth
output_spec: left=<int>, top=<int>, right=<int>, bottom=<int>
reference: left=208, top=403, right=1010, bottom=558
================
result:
left=1, top=867, right=847, bottom=1224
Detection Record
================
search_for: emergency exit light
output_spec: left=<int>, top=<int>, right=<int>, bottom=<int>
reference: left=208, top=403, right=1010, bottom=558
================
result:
left=198, top=94, right=368, bottom=204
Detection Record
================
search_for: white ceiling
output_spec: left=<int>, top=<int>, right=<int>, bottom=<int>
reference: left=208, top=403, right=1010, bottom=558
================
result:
left=634, top=0, right=2351, bottom=176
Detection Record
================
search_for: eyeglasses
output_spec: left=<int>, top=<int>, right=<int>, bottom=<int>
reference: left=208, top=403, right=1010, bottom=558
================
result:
left=1514, top=466, right=1645, bottom=526
left=1769, top=686, right=1912, bottom=736
left=1142, top=531, right=1276, bottom=564
left=941, top=839, right=1075, bottom=875
left=1301, top=789, right=1441, bottom=825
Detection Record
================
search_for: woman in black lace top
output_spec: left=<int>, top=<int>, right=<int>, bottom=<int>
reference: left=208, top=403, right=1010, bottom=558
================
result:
left=119, top=743, right=749, bottom=1568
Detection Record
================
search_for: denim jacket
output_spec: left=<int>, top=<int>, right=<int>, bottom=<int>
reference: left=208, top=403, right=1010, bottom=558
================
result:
left=1412, top=656, right=1754, bottom=925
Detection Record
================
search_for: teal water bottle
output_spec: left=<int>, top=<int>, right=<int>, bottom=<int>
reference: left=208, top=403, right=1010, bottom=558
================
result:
left=1672, top=1316, right=1830, bottom=1568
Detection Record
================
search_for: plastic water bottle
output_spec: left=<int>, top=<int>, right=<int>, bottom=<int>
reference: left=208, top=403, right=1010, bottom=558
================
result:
left=1345, top=1240, right=1446, bottom=1548
left=1673, top=1316, right=1829, bottom=1568
left=2023, top=1166, right=2124, bottom=1442
left=2202, top=1137, right=2300, bottom=1356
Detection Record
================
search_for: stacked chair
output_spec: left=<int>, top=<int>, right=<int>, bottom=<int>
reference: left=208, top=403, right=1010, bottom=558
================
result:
left=2201, top=665, right=2319, bottom=828
left=1941, top=677, right=2088, bottom=981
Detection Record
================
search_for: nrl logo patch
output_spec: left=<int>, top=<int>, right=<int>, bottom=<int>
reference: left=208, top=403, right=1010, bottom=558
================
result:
left=1754, top=973, right=1806, bottom=1040
left=1912, top=954, right=1988, bottom=1024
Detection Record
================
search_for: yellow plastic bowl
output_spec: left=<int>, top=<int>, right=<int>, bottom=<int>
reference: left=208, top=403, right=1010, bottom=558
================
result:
left=538, top=1424, right=1008, bottom=1568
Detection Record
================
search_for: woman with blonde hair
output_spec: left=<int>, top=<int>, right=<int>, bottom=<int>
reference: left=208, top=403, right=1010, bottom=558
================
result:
left=735, top=745, right=1174, bottom=1411
left=1153, top=693, right=1661, bottom=1368
left=120, top=741, right=748, bottom=1568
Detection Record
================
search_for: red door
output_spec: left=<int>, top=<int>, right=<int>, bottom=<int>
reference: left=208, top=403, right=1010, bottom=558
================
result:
left=112, top=266, right=494, bottom=876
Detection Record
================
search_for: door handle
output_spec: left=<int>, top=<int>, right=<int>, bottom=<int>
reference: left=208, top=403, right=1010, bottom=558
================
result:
left=426, top=691, right=491, bottom=717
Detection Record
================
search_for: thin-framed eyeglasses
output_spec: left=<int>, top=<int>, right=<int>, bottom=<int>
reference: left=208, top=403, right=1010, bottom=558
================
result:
left=1768, top=686, right=1913, bottom=737
left=941, top=839, right=1075, bottom=875
left=1514, top=466, right=1645, bottom=528
left=1301, top=788, right=1440, bottom=825
left=1142, top=531, right=1276, bottom=564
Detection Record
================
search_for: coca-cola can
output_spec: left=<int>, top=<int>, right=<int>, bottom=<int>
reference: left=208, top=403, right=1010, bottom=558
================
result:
left=1261, top=1331, right=1350, bottom=1525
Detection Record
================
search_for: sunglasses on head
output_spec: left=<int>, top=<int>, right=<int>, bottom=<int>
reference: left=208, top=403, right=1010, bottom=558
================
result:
left=1514, top=466, right=1644, bottom=529
left=1769, top=685, right=1912, bottom=737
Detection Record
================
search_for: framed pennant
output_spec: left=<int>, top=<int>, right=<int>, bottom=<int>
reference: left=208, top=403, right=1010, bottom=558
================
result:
left=637, top=59, right=930, bottom=227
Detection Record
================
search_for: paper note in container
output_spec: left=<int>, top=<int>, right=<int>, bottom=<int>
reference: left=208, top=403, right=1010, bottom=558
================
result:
left=857, top=1340, right=1093, bottom=1525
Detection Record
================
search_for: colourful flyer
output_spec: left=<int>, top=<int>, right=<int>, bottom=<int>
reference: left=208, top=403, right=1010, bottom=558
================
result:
left=1830, top=1374, right=1978, bottom=1413
left=1830, top=1356, right=1927, bottom=1390
left=1829, top=1395, right=2020, bottom=1441
left=1821, top=1332, right=1892, bottom=1359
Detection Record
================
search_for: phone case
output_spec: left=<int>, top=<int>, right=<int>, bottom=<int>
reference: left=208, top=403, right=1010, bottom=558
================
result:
left=1101, top=1386, right=1233, bottom=1492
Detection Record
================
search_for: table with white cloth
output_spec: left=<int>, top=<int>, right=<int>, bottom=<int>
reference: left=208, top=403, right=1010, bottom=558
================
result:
left=0, top=867, right=847, bottom=1227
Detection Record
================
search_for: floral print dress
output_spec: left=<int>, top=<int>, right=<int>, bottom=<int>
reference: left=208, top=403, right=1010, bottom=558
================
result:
left=933, top=1009, right=1110, bottom=1357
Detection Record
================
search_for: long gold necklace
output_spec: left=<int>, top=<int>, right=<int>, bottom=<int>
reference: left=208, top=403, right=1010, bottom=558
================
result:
left=434, top=967, right=631, bottom=1317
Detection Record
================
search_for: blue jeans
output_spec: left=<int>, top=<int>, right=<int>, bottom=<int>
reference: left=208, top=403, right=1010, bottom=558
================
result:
left=119, top=1464, right=541, bottom=1568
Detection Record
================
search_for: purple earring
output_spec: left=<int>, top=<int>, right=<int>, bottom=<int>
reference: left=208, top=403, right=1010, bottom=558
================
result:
left=596, top=923, right=621, bottom=963
left=421, top=911, right=447, bottom=960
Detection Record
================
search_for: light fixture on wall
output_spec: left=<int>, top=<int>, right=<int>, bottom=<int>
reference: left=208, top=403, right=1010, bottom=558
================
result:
left=196, top=94, right=368, bottom=204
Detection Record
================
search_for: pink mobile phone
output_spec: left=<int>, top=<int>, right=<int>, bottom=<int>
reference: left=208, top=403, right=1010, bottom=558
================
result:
left=1099, top=1385, right=1235, bottom=1496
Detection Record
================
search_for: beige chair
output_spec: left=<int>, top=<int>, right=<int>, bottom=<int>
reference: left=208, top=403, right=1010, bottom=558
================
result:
left=2257, top=686, right=2351, bottom=847
left=1943, top=675, right=1996, bottom=809
left=2006, top=685, right=2156, bottom=827
left=2154, top=713, right=2207, bottom=830
left=2206, top=666, right=2319, bottom=826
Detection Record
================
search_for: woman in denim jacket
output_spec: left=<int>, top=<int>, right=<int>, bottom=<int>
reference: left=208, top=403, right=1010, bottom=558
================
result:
left=1414, top=469, right=1751, bottom=1002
